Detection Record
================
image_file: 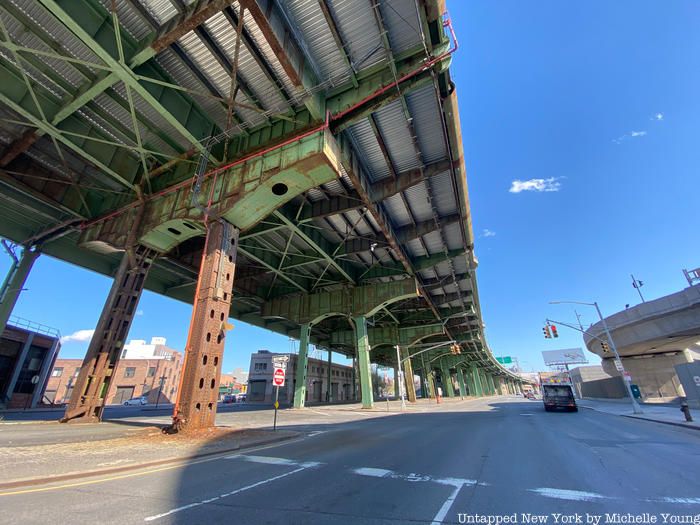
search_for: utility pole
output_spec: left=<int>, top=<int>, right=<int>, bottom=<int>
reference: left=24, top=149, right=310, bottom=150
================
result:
left=631, top=274, right=645, bottom=303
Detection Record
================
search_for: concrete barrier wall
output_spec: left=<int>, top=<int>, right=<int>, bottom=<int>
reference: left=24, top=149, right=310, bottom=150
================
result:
left=581, top=377, right=627, bottom=399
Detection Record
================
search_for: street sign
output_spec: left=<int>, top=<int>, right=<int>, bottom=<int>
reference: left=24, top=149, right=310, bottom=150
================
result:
left=31, top=375, right=39, bottom=385
left=614, top=359, right=624, bottom=372
left=496, top=356, right=512, bottom=364
left=273, top=367, right=286, bottom=387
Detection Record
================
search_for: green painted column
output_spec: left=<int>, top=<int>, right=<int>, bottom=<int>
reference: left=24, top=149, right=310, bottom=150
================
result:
left=487, top=374, right=496, bottom=395
left=456, top=366, right=467, bottom=399
left=467, top=367, right=478, bottom=397
left=293, top=323, right=311, bottom=408
left=353, top=316, right=374, bottom=409
left=440, top=360, right=455, bottom=397
left=0, top=246, right=40, bottom=336
left=471, top=365, right=484, bottom=397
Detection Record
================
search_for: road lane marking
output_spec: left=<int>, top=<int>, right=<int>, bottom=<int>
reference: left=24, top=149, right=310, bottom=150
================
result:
left=353, top=467, right=393, bottom=478
left=529, top=488, right=608, bottom=501
left=231, top=455, right=321, bottom=468
left=658, top=497, right=700, bottom=504
left=352, top=466, right=475, bottom=524
left=144, top=463, right=320, bottom=521
left=431, top=483, right=464, bottom=525
left=352, top=467, right=477, bottom=487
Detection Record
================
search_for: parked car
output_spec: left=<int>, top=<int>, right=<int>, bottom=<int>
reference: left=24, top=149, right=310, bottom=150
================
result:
left=525, top=392, right=536, bottom=400
left=235, top=393, right=247, bottom=403
left=222, top=394, right=235, bottom=403
left=123, top=396, right=148, bottom=406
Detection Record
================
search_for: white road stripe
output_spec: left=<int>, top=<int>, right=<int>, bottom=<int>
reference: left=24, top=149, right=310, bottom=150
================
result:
left=144, top=464, right=317, bottom=521
left=431, top=483, right=464, bottom=525
left=529, top=488, right=608, bottom=501
left=353, top=467, right=476, bottom=487
left=658, top=497, right=700, bottom=504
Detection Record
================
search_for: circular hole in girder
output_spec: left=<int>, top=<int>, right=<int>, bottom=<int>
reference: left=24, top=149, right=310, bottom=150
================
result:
left=210, top=379, right=215, bottom=389
left=271, top=183, right=288, bottom=196
left=199, top=378, right=204, bottom=389
left=167, top=227, right=181, bottom=236
left=203, top=355, right=208, bottom=365
left=184, top=222, right=196, bottom=230
left=196, top=403, right=201, bottom=411
left=214, top=356, right=219, bottom=366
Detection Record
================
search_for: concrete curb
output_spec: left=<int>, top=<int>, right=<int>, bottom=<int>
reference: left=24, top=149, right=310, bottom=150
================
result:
left=579, top=404, right=699, bottom=431
left=0, top=430, right=300, bottom=491
left=622, top=414, right=700, bottom=431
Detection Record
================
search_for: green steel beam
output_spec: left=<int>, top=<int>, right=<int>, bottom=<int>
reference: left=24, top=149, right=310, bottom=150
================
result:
left=0, top=60, right=136, bottom=190
left=329, top=322, right=445, bottom=348
left=361, top=248, right=468, bottom=280
left=38, top=0, right=217, bottom=158
left=274, top=207, right=357, bottom=284
left=261, top=278, right=419, bottom=325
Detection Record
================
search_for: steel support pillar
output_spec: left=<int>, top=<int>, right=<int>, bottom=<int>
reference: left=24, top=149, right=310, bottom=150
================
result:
left=487, top=374, right=496, bottom=395
left=441, top=360, right=455, bottom=397
left=471, top=365, right=484, bottom=397
left=175, top=220, right=239, bottom=431
left=293, top=323, right=310, bottom=408
left=393, top=367, right=400, bottom=398
left=353, top=315, right=373, bottom=409
left=402, top=348, right=416, bottom=403
left=327, top=349, right=332, bottom=402
left=2, top=332, right=34, bottom=405
left=457, top=366, right=466, bottom=399
left=61, top=245, right=156, bottom=422
left=0, top=246, right=40, bottom=336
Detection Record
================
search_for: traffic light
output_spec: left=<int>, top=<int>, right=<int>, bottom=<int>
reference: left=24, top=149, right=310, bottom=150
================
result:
left=550, top=325, right=559, bottom=338
left=600, top=341, right=610, bottom=353
left=542, top=326, right=552, bottom=339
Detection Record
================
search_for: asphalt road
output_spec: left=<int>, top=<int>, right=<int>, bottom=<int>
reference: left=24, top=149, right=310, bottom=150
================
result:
left=3, top=396, right=700, bottom=524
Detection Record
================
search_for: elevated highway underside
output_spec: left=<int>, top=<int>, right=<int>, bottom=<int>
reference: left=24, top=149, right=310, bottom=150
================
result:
left=0, top=0, right=523, bottom=427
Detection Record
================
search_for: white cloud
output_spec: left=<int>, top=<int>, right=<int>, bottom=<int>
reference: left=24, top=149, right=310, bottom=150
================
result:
left=509, top=177, right=562, bottom=193
left=60, top=329, right=95, bottom=344
left=482, top=229, right=496, bottom=238
left=651, top=112, right=664, bottom=121
left=613, top=130, right=647, bottom=144
left=136, top=310, right=144, bottom=316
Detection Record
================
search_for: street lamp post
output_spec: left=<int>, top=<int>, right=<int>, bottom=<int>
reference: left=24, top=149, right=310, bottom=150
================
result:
left=550, top=300, right=642, bottom=414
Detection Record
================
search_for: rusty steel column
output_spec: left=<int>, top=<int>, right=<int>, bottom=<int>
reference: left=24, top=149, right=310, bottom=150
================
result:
left=402, top=347, right=417, bottom=403
left=61, top=245, right=156, bottom=423
left=175, top=219, right=238, bottom=431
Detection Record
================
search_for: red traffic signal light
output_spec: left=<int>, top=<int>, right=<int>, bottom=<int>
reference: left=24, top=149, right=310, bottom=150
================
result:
left=550, top=325, right=558, bottom=338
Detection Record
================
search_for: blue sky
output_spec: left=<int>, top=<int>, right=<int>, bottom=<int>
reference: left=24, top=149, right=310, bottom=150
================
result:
left=2, top=1, right=698, bottom=374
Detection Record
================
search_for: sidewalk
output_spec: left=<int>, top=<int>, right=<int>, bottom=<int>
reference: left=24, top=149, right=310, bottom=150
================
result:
left=578, top=398, right=700, bottom=430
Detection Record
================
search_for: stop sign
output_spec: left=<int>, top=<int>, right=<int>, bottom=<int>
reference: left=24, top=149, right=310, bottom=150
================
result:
left=273, top=367, right=285, bottom=387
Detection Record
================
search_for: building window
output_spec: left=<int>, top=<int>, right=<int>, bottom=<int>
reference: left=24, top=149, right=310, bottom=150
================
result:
left=51, top=367, right=63, bottom=377
left=74, top=368, right=81, bottom=377
left=147, top=367, right=156, bottom=377
left=124, top=367, right=136, bottom=378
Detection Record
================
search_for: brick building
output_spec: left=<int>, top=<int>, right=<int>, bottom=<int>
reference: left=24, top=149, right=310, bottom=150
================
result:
left=45, top=337, right=183, bottom=405
left=247, top=350, right=355, bottom=404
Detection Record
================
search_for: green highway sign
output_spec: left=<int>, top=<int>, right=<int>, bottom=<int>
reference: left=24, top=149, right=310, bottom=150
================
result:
left=496, top=356, right=513, bottom=364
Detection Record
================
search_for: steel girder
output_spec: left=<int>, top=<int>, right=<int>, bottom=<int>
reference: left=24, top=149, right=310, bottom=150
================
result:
left=261, top=278, right=419, bottom=325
